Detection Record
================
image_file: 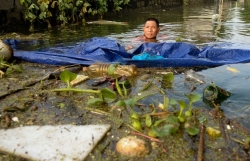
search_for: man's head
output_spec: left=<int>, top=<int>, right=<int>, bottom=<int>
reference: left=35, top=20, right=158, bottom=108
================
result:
left=143, top=18, right=160, bottom=40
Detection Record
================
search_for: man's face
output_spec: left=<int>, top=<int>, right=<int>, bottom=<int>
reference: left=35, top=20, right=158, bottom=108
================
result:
left=143, top=21, right=160, bottom=39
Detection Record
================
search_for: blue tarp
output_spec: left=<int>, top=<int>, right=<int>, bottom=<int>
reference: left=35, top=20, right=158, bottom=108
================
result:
left=5, top=37, right=250, bottom=67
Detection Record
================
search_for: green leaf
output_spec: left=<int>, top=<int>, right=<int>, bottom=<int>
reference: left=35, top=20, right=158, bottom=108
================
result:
left=39, top=12, right=47, bottom=19
left=198, top=116, right=207, bottom=124
left=167, top=115, right=179, bottom=124
left=57, top=102, right=66, bottom=109
left=163, top=95, right=169, bottom=110
left=29, top=3, right=39, bottom=10
left=20, top=0, right=25, bottom=5
left=84, top=2, right=91, bottom=7
left=162, top=72, right=174, bottom=83
left=148, top=129, right=157, bottom=138
left=145, top=114, right=152, bottom=127
left=88, top=8, right=93, bottom=13
left=130, top=111, right=140, bottom=120
left=185, top=109, right=192, bottom=117
left=116, top=77, right=124, bottom=98
left=185, top=93, right=201, bottom=105
left=39, top=2, right=48, bottom=12
left=152, top=118, right=166, bottom=127
left=76, top=0, right=83, bottom=6
left=26, top=11, right=36, bottom=21
left=59, top=70, right=77, bottom=88
left=186, top=126, right=199, bottom=136
left=114, top=100, right=126, bottom=108
left=131, top=118, right=142, bottom=131
left=152, top=124, right=178, bottom=137
left=169, top=98, right=178, bottom=105
left=107, top=64, right=116, bottom=75
left=120, top=80, right=131, bottom=97
left=178, top=114, right=186, bottom=123
left=124, top=98, right=137, bottom=108
left=178, top=100, right=188, bottom=110
left=87, top=98, right=105, bottom=107
left=100, top=87, right=117, bottom=103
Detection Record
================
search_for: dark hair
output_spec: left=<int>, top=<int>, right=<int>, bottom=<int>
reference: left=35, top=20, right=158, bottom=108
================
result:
left=145, top=18, right=159, bottom=28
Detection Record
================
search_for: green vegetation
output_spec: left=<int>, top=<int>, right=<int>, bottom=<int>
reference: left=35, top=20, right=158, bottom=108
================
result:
left=52, top=65, right=203, bottom=139
left=19, top=0, right=130, bottom=31
left=0, top=57, right=23, bottom=77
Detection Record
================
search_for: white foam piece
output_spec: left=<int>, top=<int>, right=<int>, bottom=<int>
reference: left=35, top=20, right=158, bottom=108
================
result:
left=0, top=124, right=111, bottom=160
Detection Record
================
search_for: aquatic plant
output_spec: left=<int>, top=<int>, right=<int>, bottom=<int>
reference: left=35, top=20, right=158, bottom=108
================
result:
left=0, top=57, right=23, bottom=78
left=19, top=0, right=130, bottom=30
left=52, top=67, right=201, bottom=137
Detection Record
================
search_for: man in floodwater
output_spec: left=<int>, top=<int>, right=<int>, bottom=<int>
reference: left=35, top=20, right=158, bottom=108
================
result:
left=140, top=17, right=160, bottom=42
left=126, top=17, right=160, bottom=50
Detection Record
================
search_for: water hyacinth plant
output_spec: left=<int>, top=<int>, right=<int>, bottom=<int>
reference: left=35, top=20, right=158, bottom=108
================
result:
left=52, top=67, right=202, bottom=137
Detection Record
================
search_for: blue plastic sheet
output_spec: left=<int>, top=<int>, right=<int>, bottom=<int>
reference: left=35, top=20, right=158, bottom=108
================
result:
left=5, top=37, right=250, bottom=67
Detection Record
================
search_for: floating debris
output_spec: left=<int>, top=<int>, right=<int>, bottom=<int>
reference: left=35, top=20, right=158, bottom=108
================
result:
left=226, top=66, right=239, bottom=73
left=86, top=20, right=128, bottom=25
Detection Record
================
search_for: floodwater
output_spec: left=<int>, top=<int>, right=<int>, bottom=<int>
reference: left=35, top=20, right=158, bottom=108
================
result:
left=3, top=0, right=249, bottom=49
left=0, top=1, right=250, bottom=160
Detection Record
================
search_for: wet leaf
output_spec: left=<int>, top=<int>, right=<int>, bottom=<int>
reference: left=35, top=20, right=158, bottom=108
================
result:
left=152, top=124, right=178, bottom=137
left=185, top=109, right=192, bottom=117
left=185, top=93, right=201, bottom=105
left=57, top=102, right=65, bottom=109
left=198, top=116, right=207, bottom=124
left=169, top=98, right=178, bottom=105
left=167, top=115, right=179, bottom=124
left=39, top=12, right=46, bottom=19
left=114, top=100, right=126, bottom=108
left=39, top=2, right=48, bottom=12
left=186, top=126, right=199, bottom=136
left=145, top=114, right=152, bottom=127
left=130, top=112, right=140, bottom=120
left=59, top=70, right=77, bottom=88
left=100, top=87, right=117, bottom=103
left=163, top=95, right=169, bottom=110
left=178, top=100, right=188, bottom=110
left=152, top=118, right=166, bottom=127
left=125, top=98, right=137, bottom=108
left=185, top=123, right=199, bottom=136
left=120, top=80, right=131, bottom=97
left=162, top=72, right=174, bottom=83
left=87, top=98, right=105, bottom=107
left=107, top=64, right=117, bottom=75
left=148, top=129, right=157, bottom=138
left=116, top=78, right=124, bottom=98
left=131, top=118, right=142, bottom=131
left=178, top=114, right=186, bottom=123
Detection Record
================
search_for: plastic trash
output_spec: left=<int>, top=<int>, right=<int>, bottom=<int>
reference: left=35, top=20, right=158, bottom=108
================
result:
left=203, top=83, right=231, bottom=102
left=184, top=69, right=205, bottom=84
left=132, top=52, right=164, bottom=60
left=83, top=63, right=137, bottom=78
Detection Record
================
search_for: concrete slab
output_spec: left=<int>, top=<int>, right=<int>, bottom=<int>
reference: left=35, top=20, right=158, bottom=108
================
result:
left=0, top=124, right=111, bottom=161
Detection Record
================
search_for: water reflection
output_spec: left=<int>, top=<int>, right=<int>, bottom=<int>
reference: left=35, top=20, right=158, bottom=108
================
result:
left=109, top=0, right=250, bottom=48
